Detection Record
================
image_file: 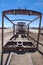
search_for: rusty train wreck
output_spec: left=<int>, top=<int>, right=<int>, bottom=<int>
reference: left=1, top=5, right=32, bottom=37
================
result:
left=1, top=9, right=42, bottom=65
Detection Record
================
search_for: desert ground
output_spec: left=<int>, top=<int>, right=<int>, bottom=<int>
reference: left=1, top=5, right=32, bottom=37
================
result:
left=0, top=29, right=43, bottom=65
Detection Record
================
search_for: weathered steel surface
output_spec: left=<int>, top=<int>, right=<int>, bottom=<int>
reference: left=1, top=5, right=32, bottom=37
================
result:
left=1, top=9, right=42, bottom=65
left=2, top=9, right=42, bottom=16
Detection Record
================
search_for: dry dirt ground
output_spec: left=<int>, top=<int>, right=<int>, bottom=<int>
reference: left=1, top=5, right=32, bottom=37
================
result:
left=0, top=29, right=43, bottom=65
left=0, top=29, right=13, bottom=65
left=9, top=32, right=43, bottom=65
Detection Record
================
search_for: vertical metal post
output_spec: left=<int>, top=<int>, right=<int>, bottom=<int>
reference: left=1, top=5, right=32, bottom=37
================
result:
left=13, top=24, right=15, bottom=35
left=27, top=24, right=29, bottom=36
left=1, top=13, right=4, bottom=65
left=37, top=15, right=42, bottom=48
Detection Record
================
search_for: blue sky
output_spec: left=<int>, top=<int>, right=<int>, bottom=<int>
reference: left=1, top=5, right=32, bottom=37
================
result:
left=0, top=0, right=43, bottom=27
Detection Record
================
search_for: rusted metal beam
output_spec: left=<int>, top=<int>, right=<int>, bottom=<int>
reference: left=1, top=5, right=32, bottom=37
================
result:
left=5, top=53, right=10, bottom=65
left=13, top=24, right=15, bottom=35
left=4, top=15, right=15, bottom=25
left=2, top=13, right=4, bottom=52
left=5, top=53, right=13, bottom=65
left=2, top=9, right=41, bottom=16
left=11, top=19, right=32, bottom=22
left=37, top=16, right=42, bottom=48
left=32, top=16, right=39, bottom=22
left=1, top=13, right=4, bottom=65
left=28, top=24, right=29, bottom=36
left=29, top=16, right=40, bottom=24
left=1, top=9, right=42, bottom=65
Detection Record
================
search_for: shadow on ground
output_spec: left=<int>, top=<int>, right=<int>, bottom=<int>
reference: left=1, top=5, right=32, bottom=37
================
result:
left=14, top=49, right=37, bottom=54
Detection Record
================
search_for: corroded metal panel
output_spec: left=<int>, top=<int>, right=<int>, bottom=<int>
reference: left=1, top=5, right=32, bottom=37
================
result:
left=2, top=9, right=42, bottom=16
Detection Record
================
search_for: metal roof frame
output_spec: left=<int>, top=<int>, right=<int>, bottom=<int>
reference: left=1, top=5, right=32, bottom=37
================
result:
left=1, top=9, right=42, bottom=65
